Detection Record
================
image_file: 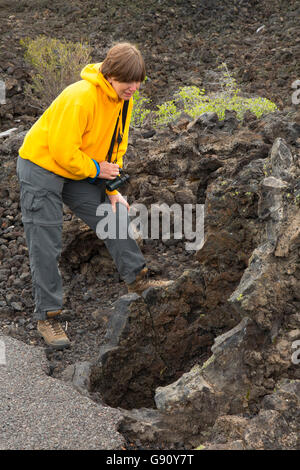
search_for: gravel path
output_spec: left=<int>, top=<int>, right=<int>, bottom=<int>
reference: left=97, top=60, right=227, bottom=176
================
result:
left=0, top=333, right=125, bottom=450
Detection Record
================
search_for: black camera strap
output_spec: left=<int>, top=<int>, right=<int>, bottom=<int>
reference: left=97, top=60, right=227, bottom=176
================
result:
left=98, top=100, right=129, bottom=202
left=107, top=100, right=129, bottom=163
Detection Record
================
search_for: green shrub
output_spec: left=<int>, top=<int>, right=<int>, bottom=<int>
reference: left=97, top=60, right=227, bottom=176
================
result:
left=155, top=63, right=277, bottom=127
left=21, top=35, right=91, bottom=109
left=131, top=89, right=151, bottom=127
left=174, top=85, right=209, bottom=117
left=195, top=92, right=277, bottom=121
left=153, top=100, right=181, bottom=128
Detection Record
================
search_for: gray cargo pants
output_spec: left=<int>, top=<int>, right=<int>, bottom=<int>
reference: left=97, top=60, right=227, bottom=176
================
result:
left=16, top=156, right=146, bottom=320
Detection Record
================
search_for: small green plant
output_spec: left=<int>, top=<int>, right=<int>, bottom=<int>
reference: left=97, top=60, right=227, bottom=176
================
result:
left=156, top=63, right=277, bottom=126
left=217, top=62, right=241, bottom=96
left=174, top=86, right=277, bottom=123
left=200, top=355, right=215, bottom=371
left=21, top=35, right=92, bottom=109
left=174, top=85, right=208, bottom=117
left=131, top=89, right=151, bottom=127
left=154, top=100, right=181, bottom=128
left=244, top=387, right=251, bottom=403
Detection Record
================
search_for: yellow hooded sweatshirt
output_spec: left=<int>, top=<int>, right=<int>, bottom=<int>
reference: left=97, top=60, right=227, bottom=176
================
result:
left=18, top=63, right=133, bottom=194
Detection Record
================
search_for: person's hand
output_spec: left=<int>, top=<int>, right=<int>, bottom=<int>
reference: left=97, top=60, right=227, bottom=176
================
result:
left=108, top=192, right=130, bottom=213
left=98, top=161, right=120, bottom=180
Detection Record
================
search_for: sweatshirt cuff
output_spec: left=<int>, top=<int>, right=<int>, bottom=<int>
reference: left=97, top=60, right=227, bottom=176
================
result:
left=88, top=159, right=100, bottom=182
left=106, top=189, right=118, bottom=196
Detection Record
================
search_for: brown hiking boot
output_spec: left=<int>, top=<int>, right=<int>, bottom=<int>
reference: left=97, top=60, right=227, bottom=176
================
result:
left=127, top=267, right=173, bottom=295
left=37, top=319, right=71, bottom=349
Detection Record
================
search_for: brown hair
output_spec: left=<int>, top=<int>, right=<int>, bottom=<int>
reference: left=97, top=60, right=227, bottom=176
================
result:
left=100, top=42, right=146, bottom=83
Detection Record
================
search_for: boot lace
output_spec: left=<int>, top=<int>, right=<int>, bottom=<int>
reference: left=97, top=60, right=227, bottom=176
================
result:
left=45, top=319, right=65, bottom=337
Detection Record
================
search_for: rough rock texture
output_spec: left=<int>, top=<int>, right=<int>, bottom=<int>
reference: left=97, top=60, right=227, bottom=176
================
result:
left=116, top=124, right=300, bottom=448
left=91, top=275, right=212, bottom=409
left=202, top=379, right=300, bottom=450
left=1, top=0, right=300, bottom=132
left=1, top=107, right=299, bottom=449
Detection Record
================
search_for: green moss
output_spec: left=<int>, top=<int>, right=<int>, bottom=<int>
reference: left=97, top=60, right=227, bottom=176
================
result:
left=201, top=355, right=215, bottom=371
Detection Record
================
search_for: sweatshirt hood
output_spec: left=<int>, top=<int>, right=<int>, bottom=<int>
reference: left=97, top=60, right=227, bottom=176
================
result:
left=80, top=62, right=119, bottom=101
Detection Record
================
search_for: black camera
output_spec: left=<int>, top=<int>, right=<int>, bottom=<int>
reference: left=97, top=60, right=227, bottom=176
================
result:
left=106, top=169, right=130, bottom=192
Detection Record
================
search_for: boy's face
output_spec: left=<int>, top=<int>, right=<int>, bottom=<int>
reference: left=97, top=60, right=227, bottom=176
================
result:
left=108, top=78, right=141, bottom=100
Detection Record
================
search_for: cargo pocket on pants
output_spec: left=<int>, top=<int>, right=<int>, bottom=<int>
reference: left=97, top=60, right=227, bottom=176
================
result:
left=20, top=187, right=63, bottom=226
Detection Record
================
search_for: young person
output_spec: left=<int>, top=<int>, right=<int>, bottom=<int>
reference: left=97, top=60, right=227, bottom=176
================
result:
left=17, top=42, right=170, bottom=349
